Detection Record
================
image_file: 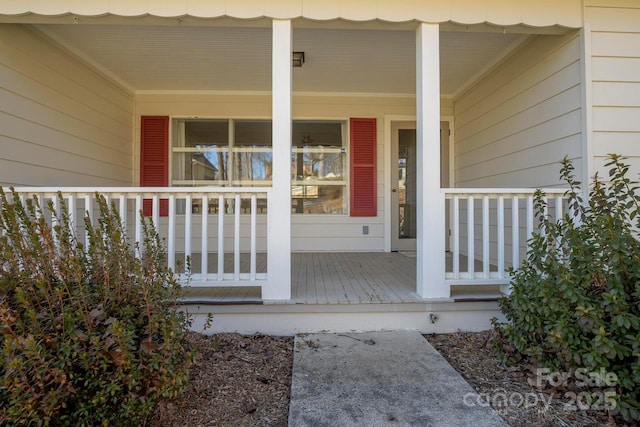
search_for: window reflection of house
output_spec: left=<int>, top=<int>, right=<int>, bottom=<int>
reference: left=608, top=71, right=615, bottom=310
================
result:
left=191, top=152, right=218, bottom=181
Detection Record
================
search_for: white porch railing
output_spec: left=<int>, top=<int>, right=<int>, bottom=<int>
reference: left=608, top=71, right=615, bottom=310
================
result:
left=444, top=188, right=570, bottom=290
left=5, top=187, right=274, bottom=291
left=4, top=186, right=573, bottom=300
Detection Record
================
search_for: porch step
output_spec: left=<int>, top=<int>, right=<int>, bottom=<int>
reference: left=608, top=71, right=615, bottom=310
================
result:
left=288, top=331, right=508, bottom=427
left=185, top=300, right=502, bottom=335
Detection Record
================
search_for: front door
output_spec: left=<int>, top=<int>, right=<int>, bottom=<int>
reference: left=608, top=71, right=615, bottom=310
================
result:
left=391, top=122, right=417, bottom=251
left=391, top=121, right=450, bottom=251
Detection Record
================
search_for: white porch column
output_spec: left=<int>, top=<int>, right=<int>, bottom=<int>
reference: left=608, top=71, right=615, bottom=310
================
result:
left=416, top=23, right=448, bottom=299
left=264, top=19, right=292, bottom=300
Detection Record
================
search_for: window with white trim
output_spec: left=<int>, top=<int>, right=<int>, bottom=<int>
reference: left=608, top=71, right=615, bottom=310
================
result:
left=171, top=118, right=347, bottom=214
left=172, top=119, right=272, bottom=187
left=292, top=120, right=347, bottom=214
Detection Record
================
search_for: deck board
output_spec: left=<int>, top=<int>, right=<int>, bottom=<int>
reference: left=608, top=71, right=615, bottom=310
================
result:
left=356, top=253, right=406, bottom=302
left=345, top=253, right=388, bottom=303
left=324, top=253, right=363, bottom=303
left=343, top=254, right=381, bottom=303
left=323, top=253, right=347, bottom=304
left=312, top=253, right=327, bottom=304
left=291, top=251, right=301, bottom=301
left=330, top=252, right=361, bottom=303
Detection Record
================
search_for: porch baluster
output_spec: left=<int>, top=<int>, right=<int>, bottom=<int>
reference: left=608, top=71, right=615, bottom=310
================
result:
left=201, top=195, right=208, bottom=280
left=119, top=195, right=127, bottom=232
left=555, top=196, right=563, bottom=222
left=452, top=196, right=460, bottom=279
left=497, top=196, right=504, bottom=279
left=217, top=194, right=224, bottom=281
left=526, top=196, right=534, bottom=249
left=234, top=194, right=240, bottom=281
left=52, top=194, right=59, bottom=247
left=17, top=194, right=25, bottom=210
left=36, top=194, right=44, bottom=221
left=167, top=195, right=176, bottom=272
left=482, top=196, right=490, bottom=279
left=540, top=196, right=548, bottom=238
left=84, top=194, right=92, bottom=248
left=67, top=194, right=76, bottom=237
left=184, top=194, right=192, bottom=272
left=250, top=195, right=257, bottom=281
left=512, top=196, right=519, bottom=270
left=467, top=196, right=474, bottom=279
left=135, top=195, right=142, bottom=254
left=151, top=195, right=159, bottom=229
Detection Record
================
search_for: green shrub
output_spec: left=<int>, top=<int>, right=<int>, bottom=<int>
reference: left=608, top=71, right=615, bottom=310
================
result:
left=0, top=190, right=193, bottom=426
left=493, top=154, right=640, bottom=421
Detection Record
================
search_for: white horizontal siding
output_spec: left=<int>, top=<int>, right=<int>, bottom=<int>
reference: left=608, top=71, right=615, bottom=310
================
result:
left=453, top=31, right=583, bottom=188
left=592, top=58, right=640, bottom=83
left=585, top=2, right=640, bottom=32
left=0, top=24, right=134, bottom=187
left=586, top=2, right=640, bottom=177
left=456, top=135, right=581, bottom=186
left=454, top=35, right=580, bottom=122
left=593, top=132, right=640, bottom=156
left=592, top=82, right=640, bottom=108
left=456, top=63, right=582, bottom=142
left=590, top=32, right=640, bottom=58
left=456, top=110, right=581, bottom=171
left=456, top=86, right=582, bottom=162
left=453, top=162, right=575, bottom=189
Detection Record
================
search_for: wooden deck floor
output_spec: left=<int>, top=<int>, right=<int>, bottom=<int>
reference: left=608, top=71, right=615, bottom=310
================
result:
left=183, top=252, right=499, bottom=304
left=184, top=252, right=420, bottom=304
left=291, top=252, right=419, bottom=304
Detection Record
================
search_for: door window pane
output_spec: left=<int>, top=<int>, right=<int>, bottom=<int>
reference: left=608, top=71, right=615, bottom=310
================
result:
left=398, top=129, right=416, bottom=238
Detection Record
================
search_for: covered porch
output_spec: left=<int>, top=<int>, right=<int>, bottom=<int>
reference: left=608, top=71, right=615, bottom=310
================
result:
left=0, top=3, right=585, bottom=332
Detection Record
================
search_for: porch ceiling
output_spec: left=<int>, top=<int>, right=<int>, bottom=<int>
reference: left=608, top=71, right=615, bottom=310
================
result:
left=37, top=23, right=526, bottom=96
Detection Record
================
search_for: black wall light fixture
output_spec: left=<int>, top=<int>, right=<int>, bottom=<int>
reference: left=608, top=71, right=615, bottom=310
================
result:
left=292, top=51, right=305, bottom=67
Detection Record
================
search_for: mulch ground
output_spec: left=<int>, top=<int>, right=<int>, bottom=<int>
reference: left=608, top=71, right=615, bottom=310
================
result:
left=150, top=333, right=292, bottom=427
left=151, top=331, right=632, bottom=426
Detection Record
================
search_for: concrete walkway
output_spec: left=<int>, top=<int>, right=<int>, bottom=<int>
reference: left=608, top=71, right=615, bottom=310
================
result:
left=288, top=331, right=508, bottom=427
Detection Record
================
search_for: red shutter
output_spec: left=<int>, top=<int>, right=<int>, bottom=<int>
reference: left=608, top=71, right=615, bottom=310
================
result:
left=140, top=116, right=169, bottom=217
left=350, top=118, right=377, bottom=217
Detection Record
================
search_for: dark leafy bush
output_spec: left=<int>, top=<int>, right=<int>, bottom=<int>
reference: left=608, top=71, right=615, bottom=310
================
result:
left=493, top=154, right=640, bottom=421
left=0, top=190, right=193, bottom=426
